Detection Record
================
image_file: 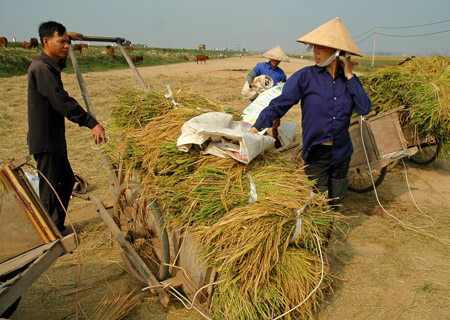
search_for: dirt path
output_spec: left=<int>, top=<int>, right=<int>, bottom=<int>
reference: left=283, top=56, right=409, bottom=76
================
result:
left=2, top=56, right=449, bottom=320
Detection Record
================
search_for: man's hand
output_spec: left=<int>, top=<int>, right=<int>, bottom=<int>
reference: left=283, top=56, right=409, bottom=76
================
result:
left=248, top=127, right=259, bottom=134
left=91, top=124, right=106, bottom=145
left=68, top=32, right=83, bottom=41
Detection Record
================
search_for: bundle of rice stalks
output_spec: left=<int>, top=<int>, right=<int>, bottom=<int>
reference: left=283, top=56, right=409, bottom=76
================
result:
left=105, top=87, right=335, bottom=319
left=88, top=285, right=140, bottom=320
left=211, top=247, right=325, bottom=320
left=360, top=55, right=450, bottom=156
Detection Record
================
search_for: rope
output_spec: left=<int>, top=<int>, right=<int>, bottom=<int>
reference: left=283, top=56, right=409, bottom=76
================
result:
left=289, top=191, right=315, bottom=244
left=359, top=116, right=435, bottom=229
left=247, top=173, right=257, bottom=204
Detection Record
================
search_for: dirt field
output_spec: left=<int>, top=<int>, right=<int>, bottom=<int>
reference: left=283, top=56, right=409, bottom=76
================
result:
left=1, top=56, right=449, bottom=320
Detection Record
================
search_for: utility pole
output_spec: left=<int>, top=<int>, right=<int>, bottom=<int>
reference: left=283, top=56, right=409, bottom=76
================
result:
left=371, top=28, right=377, bottom=68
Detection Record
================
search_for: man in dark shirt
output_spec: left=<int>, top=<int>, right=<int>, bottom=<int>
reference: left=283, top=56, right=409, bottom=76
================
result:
left=249, top=18, right=371, bottom=209
left=27, top=21, right=105, bottom=233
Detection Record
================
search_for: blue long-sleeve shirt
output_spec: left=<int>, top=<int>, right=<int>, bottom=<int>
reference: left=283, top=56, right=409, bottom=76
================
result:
left=251, top=61, right=287, bottom=85
left=253, top=64, right=372, bottom=164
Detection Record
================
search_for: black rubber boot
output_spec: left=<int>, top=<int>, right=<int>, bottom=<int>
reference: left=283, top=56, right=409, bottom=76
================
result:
left=328, top=178, right=348, bottom=211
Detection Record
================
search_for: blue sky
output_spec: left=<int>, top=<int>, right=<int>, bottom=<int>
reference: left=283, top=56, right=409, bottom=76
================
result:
left=1, top=0, right=449, bottom=56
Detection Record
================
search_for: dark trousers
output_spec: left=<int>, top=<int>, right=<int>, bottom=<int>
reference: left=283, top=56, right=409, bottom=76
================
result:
left=34, top=152, right=75, bottom=231
left=304, top=145, right=350, bottom=193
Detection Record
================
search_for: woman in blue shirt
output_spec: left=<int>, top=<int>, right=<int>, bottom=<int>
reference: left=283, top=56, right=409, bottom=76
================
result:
left=247, top=45, right=289, bottom=88
left=249, top=18, right=371, bottom=209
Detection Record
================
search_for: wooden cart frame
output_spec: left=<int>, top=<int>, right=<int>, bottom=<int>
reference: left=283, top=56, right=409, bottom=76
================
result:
left=0, top=157, right=77, bottom=316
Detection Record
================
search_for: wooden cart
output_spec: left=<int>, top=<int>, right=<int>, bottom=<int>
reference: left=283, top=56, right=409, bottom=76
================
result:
left=0, top=157, right=77, bottom=317
left=291, top=106, right=418, bottom=193
left=67, top=35, right=218, bottom=314
left=399, top=123, right=439, bottom=165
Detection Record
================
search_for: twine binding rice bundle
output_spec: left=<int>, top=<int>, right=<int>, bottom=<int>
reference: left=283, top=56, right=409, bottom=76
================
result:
left=360, top=55, right=450, bottom=157
left=106, top=88, right=335, bottom=319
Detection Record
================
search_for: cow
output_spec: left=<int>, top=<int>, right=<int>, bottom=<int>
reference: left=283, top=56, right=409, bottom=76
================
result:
left=0, top=37, right=8, bottom=48
left=106, top=45, right=114, bottom=58
left=131, top=55, right=143, bottom=63
left=81, top=43, right=89, bottom=49
left=196, top=54, right=209, bottom=64
left=125, top=45, right=132, bottom=50
left=21, top=41, right=29, bottom=49
left=73, top=44, right=83, bottom=55
left=28, top=38, right=39, bottom=49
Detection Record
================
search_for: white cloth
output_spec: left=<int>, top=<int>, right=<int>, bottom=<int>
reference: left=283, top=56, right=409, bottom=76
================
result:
left=177, top=112, right=275, bottom=164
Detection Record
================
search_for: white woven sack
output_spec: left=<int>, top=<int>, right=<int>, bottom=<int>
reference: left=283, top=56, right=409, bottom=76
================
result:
left=241, top=75, right=274, bottom=100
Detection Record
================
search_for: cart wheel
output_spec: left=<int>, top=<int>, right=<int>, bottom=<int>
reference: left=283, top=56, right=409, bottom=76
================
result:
left=114, top=182, right=170, bottom=282
left=348, top=167, right=387, bottom=193
left=410, top=143, right=440, bottom=165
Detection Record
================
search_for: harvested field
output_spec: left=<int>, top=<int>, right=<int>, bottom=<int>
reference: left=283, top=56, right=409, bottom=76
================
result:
left=1, top=56, right=449, bottom=319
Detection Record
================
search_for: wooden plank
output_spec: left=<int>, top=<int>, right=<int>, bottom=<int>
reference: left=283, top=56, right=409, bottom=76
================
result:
left=68, top=44, right=96, bottom=118
left=0, top=241, right=65, bottom=315
left=90, top=195, right=170, bottom=307
left=9, top=156, right=33, bottom=169
left=14, top=168, right=59, bottom=237
left=0, top=170, right=50, bottom=246
left=0, top=189, right=46, bottom=263
left=349, top=120, right=377, bottom=167
left=4, top=166, right=56, bottom=241
left=71, top=36, right=126, bottom=43
left=0, top=242, right=54, bottom=277
left=116, top=41, right=149, bottom=91
left=368, top=113, right=404, bottom=156
left=59, top=233, right=78, bottom=254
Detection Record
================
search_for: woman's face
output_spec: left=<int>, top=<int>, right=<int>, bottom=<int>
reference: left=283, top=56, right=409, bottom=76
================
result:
left=270, top=59, right=281, bottom=69
left=313, top=45, right=335, bottom=66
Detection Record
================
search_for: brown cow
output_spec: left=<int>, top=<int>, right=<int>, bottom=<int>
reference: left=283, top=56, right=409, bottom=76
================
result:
left=106, top=45, right=114, bottom=58
left=0, top=37, right=8, bottom=48
left=125, top=45, right=132, bottom=50
left=28, top=38, right=39, bottom=49
left=196, top=54, right=209, bottom=64
left=81, top=43, right=89, bottom=49
left=21, top=41, right=29, bottom=49
left=73, top=44, right=83, bottom=55
left=131, top=55, right=143, bottom=63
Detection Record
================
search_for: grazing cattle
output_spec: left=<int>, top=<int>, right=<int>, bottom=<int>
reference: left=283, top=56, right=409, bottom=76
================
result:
left=125, top=45, right=132, bottom=50
left=81, top=43, right=89, bottom=49
left=21, top=41, right=29, bottom=49
left=0, top=37, right=8, bottom=48
left=28, top=38, right=39, bottom=49
left=73, top=44, right=83, bottom=55
left=196, top=54, right=209, bottom=64
left=131, top=55, right=143, bottom=63
left=106, top=45, right=114, bottom=58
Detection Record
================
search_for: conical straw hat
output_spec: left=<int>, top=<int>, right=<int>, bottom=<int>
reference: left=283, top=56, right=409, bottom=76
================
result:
left=297, top=17, right=362, bottom=57
left=262, top=45, right=290, bottom=62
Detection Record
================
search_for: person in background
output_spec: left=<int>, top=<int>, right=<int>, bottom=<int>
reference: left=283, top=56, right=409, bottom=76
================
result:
left=247, top=45, right=289, bottom=88
left=27, top=21, right=105, bottom=235
left=249, top=18, right=372, bottom=210
left=247, top=45, right=290, bottom=148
